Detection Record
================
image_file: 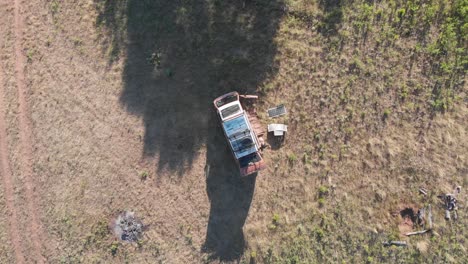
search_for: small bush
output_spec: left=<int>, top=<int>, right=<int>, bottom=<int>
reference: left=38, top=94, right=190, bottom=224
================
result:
left=314, top=132, right=321, bottom=141
left=50, top=0, right=59, bottom=14
left=26, top=50, right=34, bottom=63
left=318, top=198, right=326, bottom=207
left=396, top=8, right=406, bottom=21
left=110, top=242, right=119, bottom=256
left=383, top=109, right=391, bottom=120
left=399, top=85, right=409, bottom=100
left=318, top=186, right=329, bottom=197
left=140, top=171, right=149, bottom=180
left=360, top=111, right=366, bottom=120
left=272, top=213, right=280, bottom=225
left=314, top=227, right=325, bottom=241
left=287, top=153, right=297, bottom=164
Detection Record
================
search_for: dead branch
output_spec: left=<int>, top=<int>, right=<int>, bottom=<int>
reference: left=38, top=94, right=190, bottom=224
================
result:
left=419, top=188, right=427, bottom=196
left=406, top=230, right=430, bottom=236
left=383, top=241, right=407, bottom=247
left=239, top=94, right=258, bottom=99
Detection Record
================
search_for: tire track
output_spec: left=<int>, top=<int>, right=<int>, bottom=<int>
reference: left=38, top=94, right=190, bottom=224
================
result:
left=0, top=64, right=25, bottom=264
left=13, top=0, right=45, bottom=262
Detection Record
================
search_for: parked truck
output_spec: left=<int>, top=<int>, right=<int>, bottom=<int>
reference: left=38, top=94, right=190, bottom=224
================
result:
left=213, top=92, right=266, bottom=176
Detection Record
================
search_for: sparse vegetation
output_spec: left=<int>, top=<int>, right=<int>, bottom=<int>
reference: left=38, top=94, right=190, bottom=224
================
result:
left=318, top=186, right=329, bottom=197
left=109, top=242, right=119, bottom=256
left=139, top=171, right=148, bottom=180
left=1, top=0, right=465, bottom=263
left=26, top=49, right=34, bottom=62
left=50, top=0, right=59, bottom=15
left=383, top=109, right=391, bottom=120
left=287, top=153, right=297, bottom=164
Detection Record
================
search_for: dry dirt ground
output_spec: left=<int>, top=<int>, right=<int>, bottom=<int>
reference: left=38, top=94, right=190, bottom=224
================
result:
left=0, top=0, right=466, bottom=263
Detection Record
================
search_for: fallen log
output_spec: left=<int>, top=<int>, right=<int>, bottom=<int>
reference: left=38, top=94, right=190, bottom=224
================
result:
left=406, top=230, right=430, bottom=236
left=383, top=241, right=407, bottom=247
left=239, top=95, right=258, bottom=99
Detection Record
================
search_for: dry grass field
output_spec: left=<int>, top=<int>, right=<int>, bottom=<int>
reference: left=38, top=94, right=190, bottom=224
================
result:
left=0, top=0, right=466, bottom=263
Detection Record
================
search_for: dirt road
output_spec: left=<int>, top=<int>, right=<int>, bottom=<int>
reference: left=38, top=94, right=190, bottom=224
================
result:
left=0, top=0, right=45, bottom=263
left=0, top=56, right=25, bottom=264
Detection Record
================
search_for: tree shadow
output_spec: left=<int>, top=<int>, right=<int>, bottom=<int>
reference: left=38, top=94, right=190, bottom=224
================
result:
left=95, top=0, right=284, bottom=176
left=317, top=0, right=344, bottom=36
left=95, top=0, right=284, bottom=260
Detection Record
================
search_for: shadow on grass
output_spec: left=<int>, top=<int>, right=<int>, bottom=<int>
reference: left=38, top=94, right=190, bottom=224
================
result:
left=95, top=0, right=284, bottom=260
left=318, top=0, right=343, bottom=36
left=203, top=112, right=257, bottom=260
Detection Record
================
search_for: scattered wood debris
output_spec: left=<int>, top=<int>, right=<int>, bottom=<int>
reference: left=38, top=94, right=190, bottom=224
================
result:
left=438, top=185, right=461, bottom=221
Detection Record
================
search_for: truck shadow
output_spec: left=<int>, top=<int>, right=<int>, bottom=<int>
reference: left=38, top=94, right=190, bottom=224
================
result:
left=203, top=112, right=256, bottom=261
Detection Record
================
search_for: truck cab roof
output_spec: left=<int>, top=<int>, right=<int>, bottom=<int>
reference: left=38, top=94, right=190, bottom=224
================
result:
left=218, top=101, right=243, bottom=121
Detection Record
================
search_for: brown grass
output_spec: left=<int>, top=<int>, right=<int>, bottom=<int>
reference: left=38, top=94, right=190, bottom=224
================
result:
left=0, top=0, right=466, bottom=263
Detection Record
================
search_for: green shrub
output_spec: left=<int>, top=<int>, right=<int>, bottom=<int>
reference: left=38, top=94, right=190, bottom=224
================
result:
left=399, top=85, right=409, bottom=100
left=318, top=186, right=329, bottom=197
left=140, top=171, right=149, bottom=180
left=110, top=242, right=119, bottom=256
left=272, top=213, right=280, bottom=225
left=288, top=153, right=298, bottom=163
left=50, top=0, right=59, bottom=14
left=383, top=109, right=391, bottom=119
left=318, top=198, right=326, bottom=207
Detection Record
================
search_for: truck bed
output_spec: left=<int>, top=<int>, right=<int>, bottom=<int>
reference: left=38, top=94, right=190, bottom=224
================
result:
left=222, top=114, right=259, bottom=160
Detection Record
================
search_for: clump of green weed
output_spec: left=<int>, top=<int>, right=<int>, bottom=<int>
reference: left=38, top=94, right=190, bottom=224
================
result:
left=272, top=213, right=280, bottom=225
left=140, top=171, right=149, bottom=180
left=317, top=143, right=326, bottom=160
left=318, top=186, right=329, bottom=197
left=268, top=213, right=281, bottom=230
left=302, top=152, right=310, bottom=164
left=399, top=85, right=409, bottom=100
left=318, top=198, right=326, bottom=207
left=26, top=50, right=34, bottom=63
left=50, top=0, right=59, bottom=15
left=383, top=109, right=391, bottom=120
left=313, top=227, right=325, bottom=241
left=250, top=250, right=257, bottom=260
left=109, top=242, right=119, bottom=256
left=317, top=186, right=329, bottom=208
left=313, top=131, right=321, bottom=141
left=287, top=153, right=297, bottom=164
